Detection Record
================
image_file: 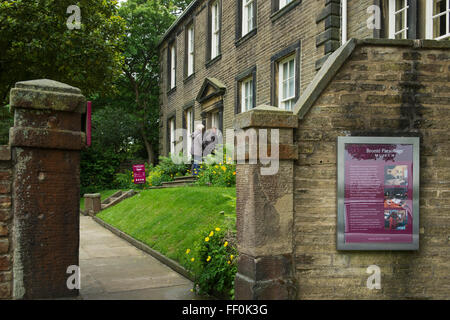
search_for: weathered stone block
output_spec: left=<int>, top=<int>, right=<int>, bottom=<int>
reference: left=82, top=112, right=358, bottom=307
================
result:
left=0, top=282, right=11, bottom=299
left=0, top=255, right=11, bottom=271
left=0, top=146, right=11, bottom=161
left=0, top=183, right=11, bottom=194
left=9, top=79, right=86, bottom=113
left=0, top=239, right=9, bottom=254
left=0, top=223, right=8, bottom=236
left=84, top=193, right=102, bottom=215
left=0, top=209, right=10, bottom=222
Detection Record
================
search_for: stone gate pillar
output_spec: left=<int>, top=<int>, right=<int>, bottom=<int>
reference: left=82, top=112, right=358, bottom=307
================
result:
left=9, top=79, right=86, bottom=299
left=233, top=106, right=298, bottom=300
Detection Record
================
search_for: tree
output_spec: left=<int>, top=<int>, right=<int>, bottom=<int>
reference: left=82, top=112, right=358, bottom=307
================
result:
left=116, top=0, right=192, bottom=164
left=0, top=0, right=125, bottom=103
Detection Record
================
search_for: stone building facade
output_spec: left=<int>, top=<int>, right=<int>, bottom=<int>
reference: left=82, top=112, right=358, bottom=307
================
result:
left=159, top=0, right=329, bottom=156
left=158, top=0, right=450, bottom=157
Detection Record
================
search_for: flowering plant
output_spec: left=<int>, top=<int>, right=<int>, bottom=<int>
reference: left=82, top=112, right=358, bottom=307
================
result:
left=184, top=227, right=237, bottom=299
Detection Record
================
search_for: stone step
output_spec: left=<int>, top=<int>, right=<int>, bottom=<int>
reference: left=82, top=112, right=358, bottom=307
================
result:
left=101, top=191, right=123, bottom=205
left=100, top=190, right=136, bottom=210
left=161, top=180, right=196, bottom=188
left=174, top=175, right=197, bottom=181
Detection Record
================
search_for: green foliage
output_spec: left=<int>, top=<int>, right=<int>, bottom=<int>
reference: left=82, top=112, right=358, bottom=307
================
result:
left=147, top=167, right=166, bottom=187
left=80, top=103, right=144, bottom=194
left=81, top=147, right=124, bottom=195
left=184, top=228, right=238, bottom=299
left=0, top=0, right=125, bottom=103
left=195, top=145, right=236, bottom=187
left=196, top=162, right=236, bottom=187
left=156, top=155, right=190, bottom=181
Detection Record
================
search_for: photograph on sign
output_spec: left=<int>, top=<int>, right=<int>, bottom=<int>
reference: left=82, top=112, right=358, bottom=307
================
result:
left=337, top=137, right=420, bottom=250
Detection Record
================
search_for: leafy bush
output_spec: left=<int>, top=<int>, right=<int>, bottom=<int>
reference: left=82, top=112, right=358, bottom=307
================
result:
left=194, top=144, right=236, bottom=187
left=81, top=147, right=125, bottom=195
left=196, top=162, right=236, bottom=187
left=184, top=227, right=238, bottom=299
left=157, top=155, right=190, bottom=179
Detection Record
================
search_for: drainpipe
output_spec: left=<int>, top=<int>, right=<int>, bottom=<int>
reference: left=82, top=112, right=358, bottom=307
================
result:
left=341, top=0, right=347, bottom=44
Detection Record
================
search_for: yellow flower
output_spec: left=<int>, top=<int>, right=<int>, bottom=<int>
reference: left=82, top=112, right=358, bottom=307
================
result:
left=233, top=172, right=236, bottom=175
left=186, top=249, right=190, bottom=254
left=191, top=258, right=195, bottom=262
left=215, top=165, right=219, bottom=169
left=230, top=255, right=234, bottom=260
left=219, top=163, right=222, bottom=166
left=215, top=227, right=221, bottom=232
left=227, top=261, right=231, bottom=265
left=224, top=241, right=228, bottom=247
left=213, top=171, right=216, bottom=174
left=205, top=237, right=210, bottom=242
left=206, top=256, right=211, bottom=262
left=209, top=231, right=214, bottom=237
left=221, top=166, right=226, bottom=171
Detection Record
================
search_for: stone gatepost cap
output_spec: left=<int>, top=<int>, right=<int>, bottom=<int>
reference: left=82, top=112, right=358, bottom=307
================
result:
left=10, top=79, right=86, bottom=113
left=84, top=193, right=101, bottom=198
left=233, top=105, right=298, bottom=130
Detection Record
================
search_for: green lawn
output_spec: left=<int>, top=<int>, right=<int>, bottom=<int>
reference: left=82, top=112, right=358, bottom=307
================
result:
left=97, top=186, right=236, bottom=266
left=79, top=189, right=121, bottom=211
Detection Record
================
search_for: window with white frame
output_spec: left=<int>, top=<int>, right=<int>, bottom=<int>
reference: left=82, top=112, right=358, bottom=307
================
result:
left=185, top=108, right=193, bottom=157
left=279, top=0, right=293, bottom=10
left=187, top=25, right=194, bottom=76
left=211, top=1, right=220, bottom=59
left=389, top=0, right=409, bottom=39
left=426, top=0, right=450, bottom=39
left=242, top=0, right=255, bottom=36
left=170, top=44, right=176, bottom=89
left=278, top=55, right=295, bottom=111
left=169, top=117, right=175, bottom=154
left=241, top=78, right=254, bottom=112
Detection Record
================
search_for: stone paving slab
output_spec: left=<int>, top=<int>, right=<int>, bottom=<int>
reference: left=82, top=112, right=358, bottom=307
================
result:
left=79, top=215, right=199, bottom=300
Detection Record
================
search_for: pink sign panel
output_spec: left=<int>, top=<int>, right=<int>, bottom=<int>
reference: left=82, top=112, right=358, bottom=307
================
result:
left=133, top=164, right=146, bottom=184
left=344, top=143, right=413, bottom=243
left=337, top=137, right=420, bottom=250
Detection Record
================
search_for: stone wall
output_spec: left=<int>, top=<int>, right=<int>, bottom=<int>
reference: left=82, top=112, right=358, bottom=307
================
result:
left=0, top=145, right=12, bottom=299
left=294, top=40, right=450, bottom=299
left=347, top=0, right=376, bottom=40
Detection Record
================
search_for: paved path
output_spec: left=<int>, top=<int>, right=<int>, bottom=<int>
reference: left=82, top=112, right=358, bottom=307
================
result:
left=79, top=215, right=198, bottom=300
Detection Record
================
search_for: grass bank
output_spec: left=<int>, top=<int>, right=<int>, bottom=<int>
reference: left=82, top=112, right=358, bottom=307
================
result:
left=96, top=186, right=236, bottom=267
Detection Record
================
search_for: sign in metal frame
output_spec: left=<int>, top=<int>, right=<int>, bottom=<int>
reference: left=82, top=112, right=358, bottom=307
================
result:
left=337, top=136, right=420, bottom=250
